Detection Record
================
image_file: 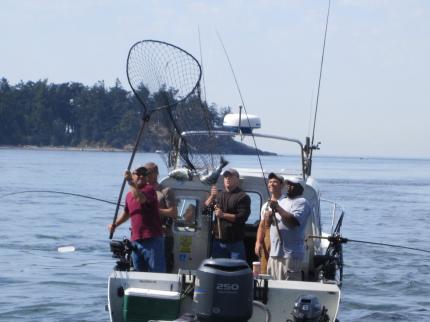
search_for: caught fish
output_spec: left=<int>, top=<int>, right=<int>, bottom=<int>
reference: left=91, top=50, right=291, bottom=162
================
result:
left=199, top=156, right=229, bottom=185
left=168, top=168, right=193, bottom=181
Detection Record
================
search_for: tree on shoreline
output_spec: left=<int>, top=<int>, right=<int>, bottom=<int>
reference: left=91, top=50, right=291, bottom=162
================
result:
left=0, top=77, right=267, bottom=155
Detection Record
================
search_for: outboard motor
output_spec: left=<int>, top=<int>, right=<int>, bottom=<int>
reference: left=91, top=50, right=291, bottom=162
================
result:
left=193, top=258, right=253, bottom=322
left=110, top=238, right=133, bottom=271
left=291, top=295, right=329, bottom=322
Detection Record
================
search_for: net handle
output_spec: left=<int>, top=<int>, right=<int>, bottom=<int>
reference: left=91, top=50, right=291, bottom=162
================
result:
left=109, top=116, right=149, bottom=239
left=110, top=40, right=202, bottom=239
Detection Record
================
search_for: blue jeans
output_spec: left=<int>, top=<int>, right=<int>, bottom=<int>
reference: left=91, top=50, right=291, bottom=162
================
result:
left=131, top=237, right=166, bottom=273
left=212, top=240, right=246, bottom=260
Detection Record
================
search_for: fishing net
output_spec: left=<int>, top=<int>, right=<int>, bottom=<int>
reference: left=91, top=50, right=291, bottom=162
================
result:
left=127, top=39, right=202, bottom=112
left=111, top=39, right=222, bottom=239
left=163, top=96, right=220, bottom=172
left=126, top=39, right=225, bottom=176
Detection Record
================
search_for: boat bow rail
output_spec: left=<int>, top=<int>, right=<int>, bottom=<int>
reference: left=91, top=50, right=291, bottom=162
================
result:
left=176, top=130, right=308, bottom=179
left=320, top=198, right=345, bottom=235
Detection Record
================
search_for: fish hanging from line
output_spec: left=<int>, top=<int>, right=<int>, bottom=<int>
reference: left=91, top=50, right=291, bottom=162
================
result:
left=199, top=156, right=229, bottom=186
left=168, top=168, right=193, bottom=181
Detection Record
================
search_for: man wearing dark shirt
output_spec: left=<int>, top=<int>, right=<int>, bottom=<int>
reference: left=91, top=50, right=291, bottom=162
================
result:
left=205, top=168, right=251, bottom=260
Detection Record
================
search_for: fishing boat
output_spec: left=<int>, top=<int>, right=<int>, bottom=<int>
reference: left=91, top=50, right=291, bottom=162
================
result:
left=104, top=32, right=346, bottom=321
left=107, top=113, right=345, bottom=322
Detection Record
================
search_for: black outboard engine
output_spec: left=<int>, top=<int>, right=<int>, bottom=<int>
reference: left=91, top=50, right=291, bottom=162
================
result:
left=110, top=238, right=133, bottom=271
left=193, top=258, right=253, bottom=322
left=291, top=295, right=329, bottom=322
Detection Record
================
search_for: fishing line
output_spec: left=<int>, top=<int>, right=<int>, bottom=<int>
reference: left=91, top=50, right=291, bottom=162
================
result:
left=345, top=238, right=430, bottom=254
left=197, top=25, right=215, bottom=168
left=215, top=30, right=269, bottom=193
left=309, top=0, right=332, bottom=174
left=216, top=30, right=284, bottom=245
left=310, top=235, right=430, bottom=254
left=0, top=190, right=124, bottom=207
left=198, top=26, right=208, bottom=107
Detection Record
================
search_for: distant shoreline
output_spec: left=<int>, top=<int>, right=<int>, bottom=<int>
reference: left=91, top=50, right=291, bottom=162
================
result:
left=2, top=145, right=428, bottom=160
left=0, top=145, right=275, bottom=156
left=0, top=145, right=128, bottom=153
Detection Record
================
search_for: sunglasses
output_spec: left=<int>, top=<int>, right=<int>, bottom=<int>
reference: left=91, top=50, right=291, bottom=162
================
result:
left=133, top=171, right=147, bottom=177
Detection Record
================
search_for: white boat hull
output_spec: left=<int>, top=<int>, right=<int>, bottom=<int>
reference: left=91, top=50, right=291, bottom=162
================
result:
left=108, top=271, right=340, bottom=322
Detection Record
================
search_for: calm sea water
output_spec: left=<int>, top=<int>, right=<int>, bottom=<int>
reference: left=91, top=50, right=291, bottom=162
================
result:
left=1, top=149, right=429, bottom=321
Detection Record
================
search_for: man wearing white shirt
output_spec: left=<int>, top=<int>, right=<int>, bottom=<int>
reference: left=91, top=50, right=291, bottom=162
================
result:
left=268, top=176, right=311, bottom=280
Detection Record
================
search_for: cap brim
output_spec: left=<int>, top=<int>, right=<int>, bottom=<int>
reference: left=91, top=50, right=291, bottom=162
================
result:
left=223, top=170, right=239, bottom=177
left=268, top=173, right=284, bottom=182
left=283, top=175, right=304, bottom=187
left=135, top=167, right=148, bottom=176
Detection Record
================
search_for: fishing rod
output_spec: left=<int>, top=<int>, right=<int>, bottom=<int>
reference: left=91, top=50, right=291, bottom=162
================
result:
left=216, top=30, right=284, bottom=246
left=309, top=235, right=430, bottom=254
left=0, top=190, right=124, bottom=207
left=307, top=0, right=332, bottom=176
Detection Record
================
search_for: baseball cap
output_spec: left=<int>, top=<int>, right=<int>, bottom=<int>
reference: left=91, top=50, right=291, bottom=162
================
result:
left=223, top=168, right=239, bottom=177
left=268, top=172, right=284, bottom=183
left=283, top=175, right=304, bottom=188
left=134, top=166, right=148, bottom=176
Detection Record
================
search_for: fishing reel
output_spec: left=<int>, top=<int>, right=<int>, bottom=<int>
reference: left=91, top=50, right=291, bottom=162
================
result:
left=110, top=237, right=133, bottom=271
left=202, top=200, right=217, bottom=216
left=312, top=233, right=344, bottom=284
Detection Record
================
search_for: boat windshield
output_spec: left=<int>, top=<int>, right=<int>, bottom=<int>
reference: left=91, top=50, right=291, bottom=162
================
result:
left=245, top=192, right=263, bottom=226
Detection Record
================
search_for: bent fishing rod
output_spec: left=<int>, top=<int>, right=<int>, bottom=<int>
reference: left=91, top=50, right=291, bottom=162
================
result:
left=309, top=235, right=430, bottom=254
left=216, top=30, right=284, bottom=246
left=0, top=190, right=124, bottom=207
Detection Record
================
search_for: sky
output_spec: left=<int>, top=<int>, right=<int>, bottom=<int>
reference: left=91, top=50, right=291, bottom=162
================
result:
left=2, top=0, right=430, bottom=158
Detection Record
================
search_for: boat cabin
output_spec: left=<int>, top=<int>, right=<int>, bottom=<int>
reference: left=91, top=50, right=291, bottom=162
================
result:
left=161, top=170, right=324, bottom=281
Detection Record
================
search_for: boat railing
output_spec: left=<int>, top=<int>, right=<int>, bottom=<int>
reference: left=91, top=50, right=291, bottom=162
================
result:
left=179, top=130, right=306, bottom=179
left=320, top=198, right=345, bottom=235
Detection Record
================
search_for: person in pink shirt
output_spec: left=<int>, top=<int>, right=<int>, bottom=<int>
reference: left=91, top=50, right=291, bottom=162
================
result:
left=108, top=166, right=165, bottom=272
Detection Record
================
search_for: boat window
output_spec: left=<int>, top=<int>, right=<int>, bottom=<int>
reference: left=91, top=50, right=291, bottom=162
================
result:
left=174, top=198, right=198, bottom=232
left=245, top=192, right=262, bottom=226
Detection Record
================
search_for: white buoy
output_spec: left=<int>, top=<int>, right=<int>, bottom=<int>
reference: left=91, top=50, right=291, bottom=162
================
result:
left=57, top=246, right=76, bottom=253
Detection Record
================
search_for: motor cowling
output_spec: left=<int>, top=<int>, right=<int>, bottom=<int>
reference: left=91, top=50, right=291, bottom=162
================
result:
left=292, top=294, right=328, bottom=322
left=193, top=258, right=253, bottom=322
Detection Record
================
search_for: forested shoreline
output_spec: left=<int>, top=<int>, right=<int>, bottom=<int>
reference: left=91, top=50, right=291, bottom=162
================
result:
left=0, top=78, right=270, bottom=155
